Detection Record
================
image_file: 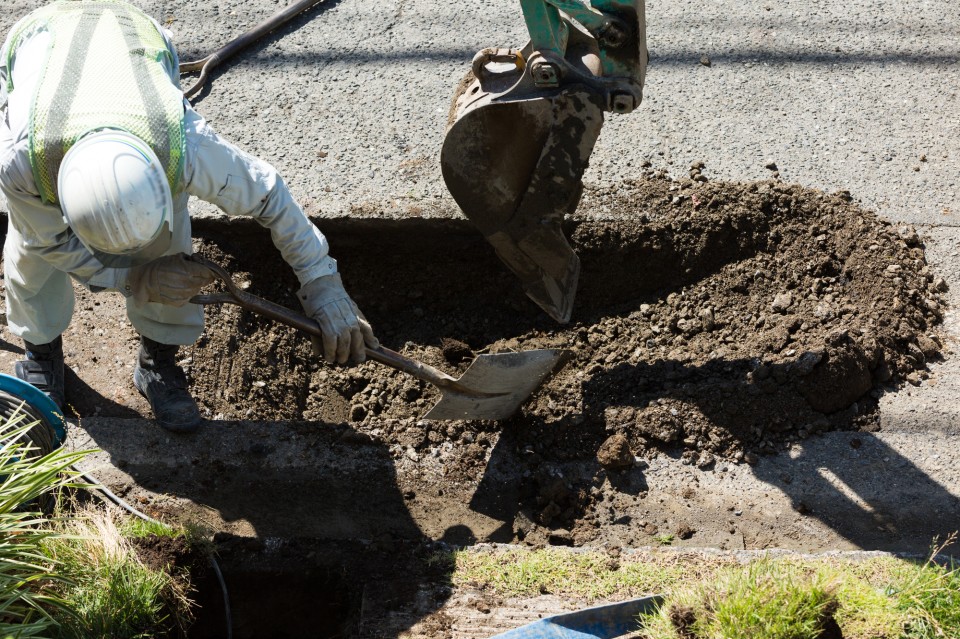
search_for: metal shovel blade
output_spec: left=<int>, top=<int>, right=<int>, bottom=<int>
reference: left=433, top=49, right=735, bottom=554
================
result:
left=424, top=349, right=566, bottom=421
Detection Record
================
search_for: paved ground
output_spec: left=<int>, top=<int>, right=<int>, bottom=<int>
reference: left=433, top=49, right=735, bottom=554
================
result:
left=153, top=0, right=960, bottom=223
left=1, top=0, right=959, bottom=634
left=7, top=0, right=956, bottom=220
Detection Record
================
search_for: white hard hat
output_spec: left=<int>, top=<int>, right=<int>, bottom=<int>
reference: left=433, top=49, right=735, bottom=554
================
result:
left=58, top=129, right=173, bottom=268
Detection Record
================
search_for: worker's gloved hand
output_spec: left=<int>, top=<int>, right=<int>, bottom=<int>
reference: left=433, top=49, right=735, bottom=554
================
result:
left=298, top=273, right=378, bottom=364
left=125, top=253, right=214, bottom=307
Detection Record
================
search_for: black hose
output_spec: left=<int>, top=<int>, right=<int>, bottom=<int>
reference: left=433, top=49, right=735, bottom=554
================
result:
left=0, top=390, right=57, bottom=457
left=180, top=0, right=328, bottom=99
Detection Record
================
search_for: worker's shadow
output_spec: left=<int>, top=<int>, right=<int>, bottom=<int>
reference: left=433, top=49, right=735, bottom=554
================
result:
left=75, top=417, right=455, bottom=638
left=0, top=336, right=141, bottom=419
left=470, top=355, right=960, bottom=555
left=63, top=368, right=142, bottom=419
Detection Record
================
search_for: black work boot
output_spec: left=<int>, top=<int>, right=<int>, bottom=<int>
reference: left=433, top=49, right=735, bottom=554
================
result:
left=133, top=336, right=202, bottom=433
left=15, top=337, right=66, bottom=410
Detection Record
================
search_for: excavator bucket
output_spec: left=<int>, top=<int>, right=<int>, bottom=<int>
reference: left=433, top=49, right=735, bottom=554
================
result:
left=442, top=85, right=603, bottom=323
left=441, top=1, right=645, bottom=323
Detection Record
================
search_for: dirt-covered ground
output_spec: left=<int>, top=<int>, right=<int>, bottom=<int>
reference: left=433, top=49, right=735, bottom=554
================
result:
left=201, top=173, right=944, bottom=463
left=2, top=172, right=945, bottom=546
left=1, top=172, right=952, bottom=638
left=188, top=173, right=947, bottom=539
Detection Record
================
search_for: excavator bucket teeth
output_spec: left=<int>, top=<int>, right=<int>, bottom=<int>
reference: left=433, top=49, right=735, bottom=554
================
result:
left=441, top=84, right=604, bottom=323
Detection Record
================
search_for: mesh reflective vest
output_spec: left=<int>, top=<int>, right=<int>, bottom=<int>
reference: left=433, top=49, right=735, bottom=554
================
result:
left=4, top=0, right=185, bottom=205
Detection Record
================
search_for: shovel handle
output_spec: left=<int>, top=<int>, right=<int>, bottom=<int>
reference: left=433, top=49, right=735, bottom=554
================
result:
left=191, top=291, right=460, bottom=388
left=186, top=256, right=469, bottom=393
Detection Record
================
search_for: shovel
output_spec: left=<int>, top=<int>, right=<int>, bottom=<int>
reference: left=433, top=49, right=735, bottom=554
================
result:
left=187, top=256, right=567, bottom=421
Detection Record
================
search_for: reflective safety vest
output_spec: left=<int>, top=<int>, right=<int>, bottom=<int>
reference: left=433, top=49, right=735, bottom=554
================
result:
left=4, top=0, right=185, bottom=205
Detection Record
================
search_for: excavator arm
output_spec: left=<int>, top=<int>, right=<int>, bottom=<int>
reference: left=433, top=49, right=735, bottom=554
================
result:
left=441, top=0, right=647, bottom=323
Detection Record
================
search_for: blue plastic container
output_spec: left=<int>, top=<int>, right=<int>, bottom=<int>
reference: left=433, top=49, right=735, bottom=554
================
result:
left=489, top=595, right=663, bottom=639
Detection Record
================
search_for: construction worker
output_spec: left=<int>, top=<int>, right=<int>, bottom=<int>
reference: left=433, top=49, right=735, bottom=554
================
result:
left=0, top=0, right=377, bottom=432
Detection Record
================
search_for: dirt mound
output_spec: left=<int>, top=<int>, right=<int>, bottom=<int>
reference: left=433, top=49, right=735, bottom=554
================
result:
left=0, top=172, right=946, bottom=552
left=185, top=174, right=945, bottom=471
left=526, top=176, right=946, bottom=466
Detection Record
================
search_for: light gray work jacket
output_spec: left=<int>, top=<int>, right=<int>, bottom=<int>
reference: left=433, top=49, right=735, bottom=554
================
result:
left=0, top=17, right=336, bottom=294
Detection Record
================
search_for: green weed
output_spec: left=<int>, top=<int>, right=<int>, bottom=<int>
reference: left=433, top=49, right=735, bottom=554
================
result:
left=639, top=559, right=838, bottom=639
left=43, top=504, right=194, bottom=638
left=0, top=411, right=88, bottom=638
left=890, top=534, right=960, bottom=638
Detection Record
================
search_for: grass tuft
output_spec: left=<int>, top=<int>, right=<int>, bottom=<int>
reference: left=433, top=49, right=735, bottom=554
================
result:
left=654, top=534, right=675, bottom=546
left=452, top=548, right=726, bottom=600
left=0, top=409, right=89, bottom=638
left=43, top=504, right=195, bottom=638
left=119, top=516, right=181, bottom=540
left=891, top=533, right=960, bottom=639
left=449, top=544, right=960, bottom=639
left=639, top=559, right=838, bottom=639
left=0, top=406, right=199, bottom=638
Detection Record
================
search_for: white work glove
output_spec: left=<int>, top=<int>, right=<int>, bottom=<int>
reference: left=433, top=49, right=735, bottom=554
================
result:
left=125, top=253, right=214, bottom=307
left=298, top=273, right=378, bottom=364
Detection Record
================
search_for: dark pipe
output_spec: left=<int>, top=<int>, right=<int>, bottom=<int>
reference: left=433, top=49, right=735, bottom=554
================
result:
left=179, top=0, right=328, bottom=99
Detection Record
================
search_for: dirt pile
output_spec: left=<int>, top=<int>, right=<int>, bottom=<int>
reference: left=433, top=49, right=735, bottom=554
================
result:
left=0, top=171, right=947, bottom=554
left=184, top=173, right=945, bottom=471
left=525, top=176, right=947, bottom=466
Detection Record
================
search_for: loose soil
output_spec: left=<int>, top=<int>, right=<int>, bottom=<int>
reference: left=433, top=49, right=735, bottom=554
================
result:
left=195, top=174, right=945, bottom=468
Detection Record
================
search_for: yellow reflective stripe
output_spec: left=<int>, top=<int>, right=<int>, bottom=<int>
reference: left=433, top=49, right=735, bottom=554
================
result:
left=34, top=5, right=103, bottom=203
left=112, top=1, right=181, bottom=192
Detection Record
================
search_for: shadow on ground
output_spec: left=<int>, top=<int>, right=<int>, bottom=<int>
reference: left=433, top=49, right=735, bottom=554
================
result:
left=468, top=353, right=959, bottom=554
left=76, top=417, right=454, bottom=639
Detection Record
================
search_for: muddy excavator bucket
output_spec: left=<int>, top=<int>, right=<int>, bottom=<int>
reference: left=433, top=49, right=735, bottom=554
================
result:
left=442, top=88, right=604, bottom=323
left=441, top=0, right=646, bottom=323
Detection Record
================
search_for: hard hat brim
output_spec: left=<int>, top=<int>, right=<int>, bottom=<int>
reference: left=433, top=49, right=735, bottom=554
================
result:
left=90, top=221, right=173, bottom=268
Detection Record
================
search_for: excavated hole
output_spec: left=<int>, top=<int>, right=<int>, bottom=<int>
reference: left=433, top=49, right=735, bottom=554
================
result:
left=176, top=538, right=440, bottom=639
left=190, top=570, right=349, bottom=638
left=177, top=176, right=945, bottom=467
left=187, top=543, right=352, bottom=639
